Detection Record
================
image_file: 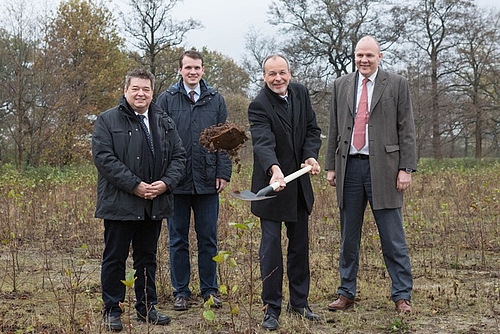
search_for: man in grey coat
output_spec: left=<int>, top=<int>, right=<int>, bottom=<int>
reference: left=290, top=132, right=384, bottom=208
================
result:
left=325, top=36, right=417, bottom=313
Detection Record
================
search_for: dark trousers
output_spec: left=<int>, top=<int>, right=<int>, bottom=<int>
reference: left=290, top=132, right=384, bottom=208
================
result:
left=259, top=207, right=310, bottom=316
left=101, top=218, right=162, bottom=316
left=167, top=194, right=219, bottom=299
left=338, top=156, right=412, bottom=302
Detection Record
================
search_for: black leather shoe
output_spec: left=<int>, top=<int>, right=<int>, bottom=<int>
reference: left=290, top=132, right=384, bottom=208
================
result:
left=262, top=313, right=279, bottom=331
left=103, top=314, right=123, bottom=332
left=204, top=294, right=222, bottom=308
left=173, top=296, right=189, bottom=311
left=286, top=303, right=320, bottom=321
left=136, top=308, right=171, bottom=325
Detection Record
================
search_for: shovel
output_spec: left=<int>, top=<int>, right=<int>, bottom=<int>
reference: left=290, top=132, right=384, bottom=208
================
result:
left=231, top=165, right=312, bottom=201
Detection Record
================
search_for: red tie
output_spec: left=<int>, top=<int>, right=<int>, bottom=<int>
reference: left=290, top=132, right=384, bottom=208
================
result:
left=353, top=78, right=369, bottom=150
left=189, top=90, right=196, bottom=103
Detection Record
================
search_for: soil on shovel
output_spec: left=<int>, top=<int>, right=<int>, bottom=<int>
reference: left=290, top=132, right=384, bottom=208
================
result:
left=199, top=122, right=248, bottom=161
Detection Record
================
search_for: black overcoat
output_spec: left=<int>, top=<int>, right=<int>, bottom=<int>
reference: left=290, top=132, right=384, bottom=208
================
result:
left=248, top=83, right=321, bottom=222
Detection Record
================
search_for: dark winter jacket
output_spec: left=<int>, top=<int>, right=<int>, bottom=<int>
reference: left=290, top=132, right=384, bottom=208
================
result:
left=156, top=79, right=232, bottom=194
left=92, top=96, right=186, bottom=221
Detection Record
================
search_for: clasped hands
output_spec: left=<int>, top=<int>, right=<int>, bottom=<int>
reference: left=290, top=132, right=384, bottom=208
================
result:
left=134, top=181, right=167, bottom=200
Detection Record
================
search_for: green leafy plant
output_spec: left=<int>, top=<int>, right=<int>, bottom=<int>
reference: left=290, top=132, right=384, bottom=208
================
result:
left=120, top=269, right=137, bottom=333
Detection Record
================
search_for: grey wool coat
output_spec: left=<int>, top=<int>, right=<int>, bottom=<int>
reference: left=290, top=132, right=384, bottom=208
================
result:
left=325, top=68, right=417, bottom=210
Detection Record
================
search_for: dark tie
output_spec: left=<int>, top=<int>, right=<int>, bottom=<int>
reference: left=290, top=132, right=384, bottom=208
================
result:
left=189, top=90, right=196, bottom=103
left=283, top=96, right=289, bottom=112
left=353, top=78, right=369, bottom=150
left=138, top=114, right=154, bottom=156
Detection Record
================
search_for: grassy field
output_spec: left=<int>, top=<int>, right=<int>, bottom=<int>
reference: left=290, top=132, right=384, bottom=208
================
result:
left=0, top=157, right=499, bottom=333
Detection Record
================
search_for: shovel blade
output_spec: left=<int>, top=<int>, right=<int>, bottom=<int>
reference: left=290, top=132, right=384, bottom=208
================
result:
left=230, top=190, right=276, bottom=201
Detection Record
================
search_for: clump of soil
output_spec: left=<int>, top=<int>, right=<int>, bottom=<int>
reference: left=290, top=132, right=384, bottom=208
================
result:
left=199, top=122, right=248, bottom=161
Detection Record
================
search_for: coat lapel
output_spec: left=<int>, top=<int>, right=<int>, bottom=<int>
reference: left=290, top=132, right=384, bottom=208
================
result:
left=371, top=69, right=388, bottom=113
left=346, top=73, right=356, bottom=117
left=290, top=88, right=300, bottom=130
left=263, top=87, right=292, bottom=128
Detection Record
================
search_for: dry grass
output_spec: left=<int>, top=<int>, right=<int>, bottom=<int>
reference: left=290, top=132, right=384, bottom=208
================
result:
left=0, top=157, right=499, bottom=333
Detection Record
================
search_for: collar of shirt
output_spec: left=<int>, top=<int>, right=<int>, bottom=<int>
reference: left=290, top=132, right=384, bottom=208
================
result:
left=183, top=83, right=201, bottom=99
left=135, top=111, right=151, bottom=132
left=135, top=111, right=149, bottom=120
left=357, top=69, right=378, bottom=88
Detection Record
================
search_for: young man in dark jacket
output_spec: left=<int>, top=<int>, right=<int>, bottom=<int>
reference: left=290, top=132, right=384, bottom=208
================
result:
left=156, top=50, right=232, bottom=312
left=92, top=68, right=186, bottom=331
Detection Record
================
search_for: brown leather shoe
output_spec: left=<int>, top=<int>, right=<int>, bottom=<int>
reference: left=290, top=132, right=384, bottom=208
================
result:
left=328, top=295, right=355, bottom=311
left=173, top=296, right=188, bottom=311
left=204, top=294, right=222, bottom=309
left=395, top=299, right=412, bottom=313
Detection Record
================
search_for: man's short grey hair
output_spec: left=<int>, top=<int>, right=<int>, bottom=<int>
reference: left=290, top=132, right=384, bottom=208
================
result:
left=261, top=54, right=291, bottom=74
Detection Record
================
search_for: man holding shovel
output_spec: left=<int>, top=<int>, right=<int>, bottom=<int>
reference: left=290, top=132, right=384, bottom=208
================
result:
left=248, top=54, right=322, bottom=331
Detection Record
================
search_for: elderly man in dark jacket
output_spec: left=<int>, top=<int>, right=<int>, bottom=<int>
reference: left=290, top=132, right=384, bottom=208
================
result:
left=248, top=54, right=322, bottom=331
left=156, top=50, right=231, bottom=311
left=92, top=68, right=185, bottom=331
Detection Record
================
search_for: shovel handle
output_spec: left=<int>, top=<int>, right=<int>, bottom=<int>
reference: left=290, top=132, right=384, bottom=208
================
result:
left=283, top=164, right=312, bottom=183
left=255, top=165, right=312, bottom=197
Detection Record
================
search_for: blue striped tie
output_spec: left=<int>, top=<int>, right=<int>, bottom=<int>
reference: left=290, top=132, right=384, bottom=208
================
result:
left=138, top=115, right=154, bottom=156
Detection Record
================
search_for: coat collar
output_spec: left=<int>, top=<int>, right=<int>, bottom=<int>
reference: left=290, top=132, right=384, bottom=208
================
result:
left=263, top=84, right=294, bottom=128
left=347, top=68, right=388, bottom=115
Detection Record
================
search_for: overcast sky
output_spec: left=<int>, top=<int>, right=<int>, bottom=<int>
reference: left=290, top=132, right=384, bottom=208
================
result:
left=170, top=0, right=275, bottom=63
left=23, top=0, right=500, bottom=65
left=170, top=0, right=499, bottom=64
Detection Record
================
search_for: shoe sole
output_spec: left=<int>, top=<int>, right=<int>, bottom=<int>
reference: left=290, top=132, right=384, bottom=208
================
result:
left=396, top=308, right=412, bottom=314
left=286, top=309, right=320, bottom=321
left=136, top=317, right=171, bottom=325
left=328, top=303, right=354, bottom=312
left=104, top=317, right=123, bottom=332
left=173, top=306, right=189, bottom=311
left=104, top=325, right=122, bottom=332
left=262, top=326, right=279, bottom=331
left=262, top=322, right=279, bottom=331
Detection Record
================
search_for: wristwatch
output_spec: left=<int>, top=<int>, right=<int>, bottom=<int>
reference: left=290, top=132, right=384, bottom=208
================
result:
left=402, top=168, right=414, bottom=174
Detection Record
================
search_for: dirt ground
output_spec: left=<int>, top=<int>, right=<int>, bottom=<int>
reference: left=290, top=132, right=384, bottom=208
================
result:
left=1, top=219, right=499, bottom=333
left=1, top=161, right=500, bottom=333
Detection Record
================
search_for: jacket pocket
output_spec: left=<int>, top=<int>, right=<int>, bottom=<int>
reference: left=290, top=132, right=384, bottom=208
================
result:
left=385, top=145, right=400, bottom=153
left=111, top=129, right=131, bottom=159
left=204, top=153, right=217, bottom=181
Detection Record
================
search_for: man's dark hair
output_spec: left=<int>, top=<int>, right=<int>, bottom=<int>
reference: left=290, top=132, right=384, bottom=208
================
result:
left=125, top=68, right=155, bottom=90
left=179, top=50, right=204, bottom=68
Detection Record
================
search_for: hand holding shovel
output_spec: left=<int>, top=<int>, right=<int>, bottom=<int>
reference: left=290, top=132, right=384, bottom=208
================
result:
left=231, top=165, right=312, bottom=201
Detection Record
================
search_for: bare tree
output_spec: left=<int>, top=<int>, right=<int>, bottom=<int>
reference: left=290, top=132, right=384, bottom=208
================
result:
left=0, top=0, right=45, bottom=167
left=455, top=8, right=500, bottom=157
left=267, top=0, right=405, bottom=82
left=400, top=0, right=476, bottom=159
left=241, top=27, right=279, bottom=97
left=122, top=0, right=200, bottom=95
